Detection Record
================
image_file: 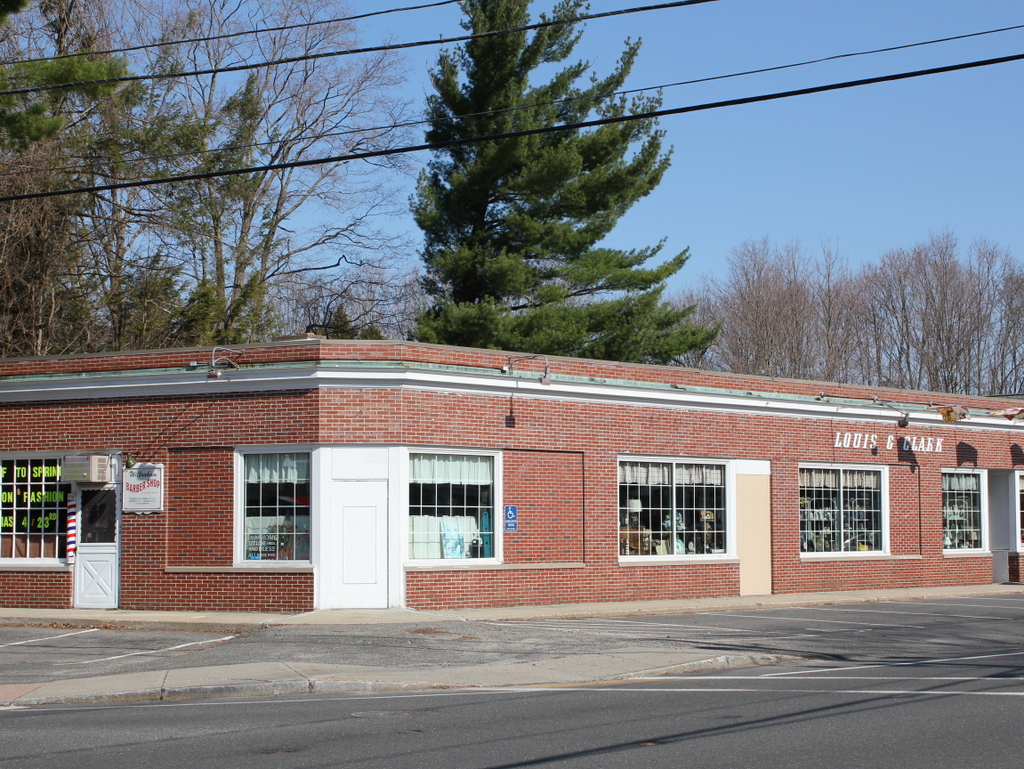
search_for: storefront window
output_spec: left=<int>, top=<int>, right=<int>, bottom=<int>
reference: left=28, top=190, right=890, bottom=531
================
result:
left=243, top=453, right=311, bottom=561
left=0, top=458, right=70, bottom=560
left=409, top=453, right=494, bottom=559
left=943, top=472, right=982, bottom=550
left=799, top=467, right=883, bottom=553
left=619, top=461, right=727, bottom=556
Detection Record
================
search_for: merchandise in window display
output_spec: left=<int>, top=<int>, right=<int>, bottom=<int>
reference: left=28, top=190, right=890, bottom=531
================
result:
left=618, top=461, right=727, bottom=556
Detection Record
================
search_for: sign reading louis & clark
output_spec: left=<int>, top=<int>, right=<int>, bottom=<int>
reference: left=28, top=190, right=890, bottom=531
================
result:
left=122, top=464, right=165, bottom=512
left=834, top=432, right=945, bottom=453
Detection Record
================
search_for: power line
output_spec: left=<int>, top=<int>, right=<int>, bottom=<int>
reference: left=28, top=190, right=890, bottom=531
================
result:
left=0, top=0, right=719, bottom=97
left=4, top=20, right=1020, bottom=182
left=0, top=0, right=463, bottom=67
left=2, top=50, right=1020, bottom=204
left=617, top=22, right=1024, bottom=95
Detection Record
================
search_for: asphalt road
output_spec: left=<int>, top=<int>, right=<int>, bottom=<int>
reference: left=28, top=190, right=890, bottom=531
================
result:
left=5, top=594, right=1024, bottom=768
left=4, top=593, right=1024, bottom=683
left=4, top=651, right=1024, bottom=769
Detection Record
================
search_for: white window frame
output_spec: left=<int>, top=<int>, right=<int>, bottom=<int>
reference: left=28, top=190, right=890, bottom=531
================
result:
left=404, top=448, right=502, bottom=567
left=942, top=467, right=988, bottom=553
left=234, top=447, right=316, bottom=565
left=617, top=455, right=737, bottom=564
left=798, top=462, right=890, bottom=558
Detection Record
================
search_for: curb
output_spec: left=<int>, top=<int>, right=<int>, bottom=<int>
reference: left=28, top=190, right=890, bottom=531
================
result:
left=3, top=653, right=789, bottom=707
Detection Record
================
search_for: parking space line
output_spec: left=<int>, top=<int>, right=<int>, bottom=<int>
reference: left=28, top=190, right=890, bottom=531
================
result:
left=706, top=612, right=921, bottom=628
left=594, top=618, right=756, bottom=633
left=482, top=620, right=756, bottom=635
left=65, top=635, right=236, bottom=664
left=806, top=606, right=1008, bottom=621
left=0, top=628, right=98, bottom=649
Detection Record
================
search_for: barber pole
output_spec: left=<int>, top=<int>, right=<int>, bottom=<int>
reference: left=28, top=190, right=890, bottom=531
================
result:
left=66, top=498, right=77, bottom=562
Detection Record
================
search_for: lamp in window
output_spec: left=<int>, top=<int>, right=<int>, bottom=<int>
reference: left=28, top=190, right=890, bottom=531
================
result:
left=626, top=498, right=642, bottom=526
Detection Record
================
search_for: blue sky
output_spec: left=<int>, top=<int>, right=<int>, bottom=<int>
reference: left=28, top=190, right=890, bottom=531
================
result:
left=347, top=0, right=1024, bottom=290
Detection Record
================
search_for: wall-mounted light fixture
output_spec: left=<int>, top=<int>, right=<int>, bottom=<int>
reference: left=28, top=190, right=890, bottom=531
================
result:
left=206, top=346, right=243, bottom=380
left=502, top=354, right=551, bottom=385
left=874, top=398, right=911, bottom=428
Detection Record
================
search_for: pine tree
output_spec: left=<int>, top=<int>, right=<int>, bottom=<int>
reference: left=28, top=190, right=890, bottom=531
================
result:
left=413, top=0, right=715, bottom=363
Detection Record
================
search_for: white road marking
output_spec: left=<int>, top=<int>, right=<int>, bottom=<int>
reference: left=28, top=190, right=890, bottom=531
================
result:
left=650, top=674, right=1024, bottom=682
left=484, top=620, right=754, bottom=634
left=704, top=611, right=921, bottom=628
left=65, top=635, right=236, bottom=664
left=0, top=628, right=99, bottom=649
left=964, top=598, right=1024, bottom=603
left=801, top=606, right=1008, bottom=621
left=534, top=686, right=1024, bottom=697
left=762, top=649, right=1024, bottom=676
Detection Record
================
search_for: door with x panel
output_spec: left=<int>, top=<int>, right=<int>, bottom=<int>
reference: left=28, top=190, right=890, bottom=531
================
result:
left=73, top=487, right=119, bottom=608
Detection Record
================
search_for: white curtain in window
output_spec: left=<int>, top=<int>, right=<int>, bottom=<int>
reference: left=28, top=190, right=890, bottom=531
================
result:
left=678, top=464, right=724, bottom=486
left=245, top=453, right=310, bottom=483
left=410, top=454, right=493, bottom=483
left=619, top=462, right=672, bottom=485
left=842, top=470, right=881, bottom=489
left=943, top=473, right=980, bottom=492
left=799, top=468, right=840, bottom=488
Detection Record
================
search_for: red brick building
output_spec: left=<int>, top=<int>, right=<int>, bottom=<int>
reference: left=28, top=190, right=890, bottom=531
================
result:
left=1, top=337, right=1022, bottom=612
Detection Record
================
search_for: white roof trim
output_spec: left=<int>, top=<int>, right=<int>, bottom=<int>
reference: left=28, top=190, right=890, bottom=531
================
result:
left=0, top=363, right=1019, bottom=432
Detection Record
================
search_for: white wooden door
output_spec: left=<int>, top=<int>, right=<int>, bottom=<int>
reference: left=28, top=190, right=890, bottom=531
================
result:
left=318, top=481, right=388, bottom=608
left=74, top=488, right=119, bottom=608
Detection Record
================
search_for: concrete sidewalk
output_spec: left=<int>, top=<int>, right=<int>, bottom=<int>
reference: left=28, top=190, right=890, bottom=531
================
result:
left=3, top=584, right=1023, bottom=707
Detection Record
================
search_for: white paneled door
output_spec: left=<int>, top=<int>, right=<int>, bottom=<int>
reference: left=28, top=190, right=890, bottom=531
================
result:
left=319, top=480, right=389, bottom=608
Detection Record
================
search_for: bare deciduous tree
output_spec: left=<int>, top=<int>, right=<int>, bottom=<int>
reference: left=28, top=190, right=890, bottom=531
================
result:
left=0, top=0, right=419, bottom=354
left=677, top=233, right=1024, bottom=396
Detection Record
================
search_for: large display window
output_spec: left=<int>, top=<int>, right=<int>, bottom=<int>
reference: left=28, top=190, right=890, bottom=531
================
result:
left=0, top=458, right=71, bottom=560
left=409, top=453, right=495, bottom=560
left=943, top=471, right=984, bottom=550
left=799, top=465, right=885, bottom=553
left=242, top=452, right=311, bottom=561
left=618, top=460, right=729, bottom=557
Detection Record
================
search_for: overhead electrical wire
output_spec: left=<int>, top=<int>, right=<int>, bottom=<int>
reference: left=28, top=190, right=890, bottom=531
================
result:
left=618, top=21, right=1024, bottom=95
left=0, top=0, right=720, bottom=97
left=0, top=0, right=464, bottom=67
left=2, top=50, right=1021, bottom=203
left=3, top=20, right=1021, bottom=182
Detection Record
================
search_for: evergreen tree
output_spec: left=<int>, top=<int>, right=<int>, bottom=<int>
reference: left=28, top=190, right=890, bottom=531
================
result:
left=413, top=0, right=715, bottom=362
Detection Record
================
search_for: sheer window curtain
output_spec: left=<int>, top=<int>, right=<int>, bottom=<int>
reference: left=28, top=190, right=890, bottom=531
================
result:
left=943, top=473, right=980, bottom=492
left=245, top=453, right=310, bottom=483
left=619, top=462, right=672, bottom=485
left=411, top=454, right=493, bottom=483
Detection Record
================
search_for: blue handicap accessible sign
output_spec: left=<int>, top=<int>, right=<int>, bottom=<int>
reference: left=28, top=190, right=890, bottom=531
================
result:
left=503, top=505, right=518, bottom=532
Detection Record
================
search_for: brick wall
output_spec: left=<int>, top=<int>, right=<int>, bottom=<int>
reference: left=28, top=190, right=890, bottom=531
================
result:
left=0, top=341, right=1019, bottom=611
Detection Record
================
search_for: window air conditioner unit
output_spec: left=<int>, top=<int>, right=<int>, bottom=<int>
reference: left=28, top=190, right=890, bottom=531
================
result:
left=62, top=455, right=112, bottom=483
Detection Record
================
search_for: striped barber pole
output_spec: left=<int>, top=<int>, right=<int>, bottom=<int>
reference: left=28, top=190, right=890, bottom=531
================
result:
left=66, top=498, right=77, bottom=562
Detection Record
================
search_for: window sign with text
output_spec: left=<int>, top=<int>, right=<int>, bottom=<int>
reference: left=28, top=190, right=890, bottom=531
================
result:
left=123, top=464, right=165, bottom=513
left=0, top=458, right=70, bottom=559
